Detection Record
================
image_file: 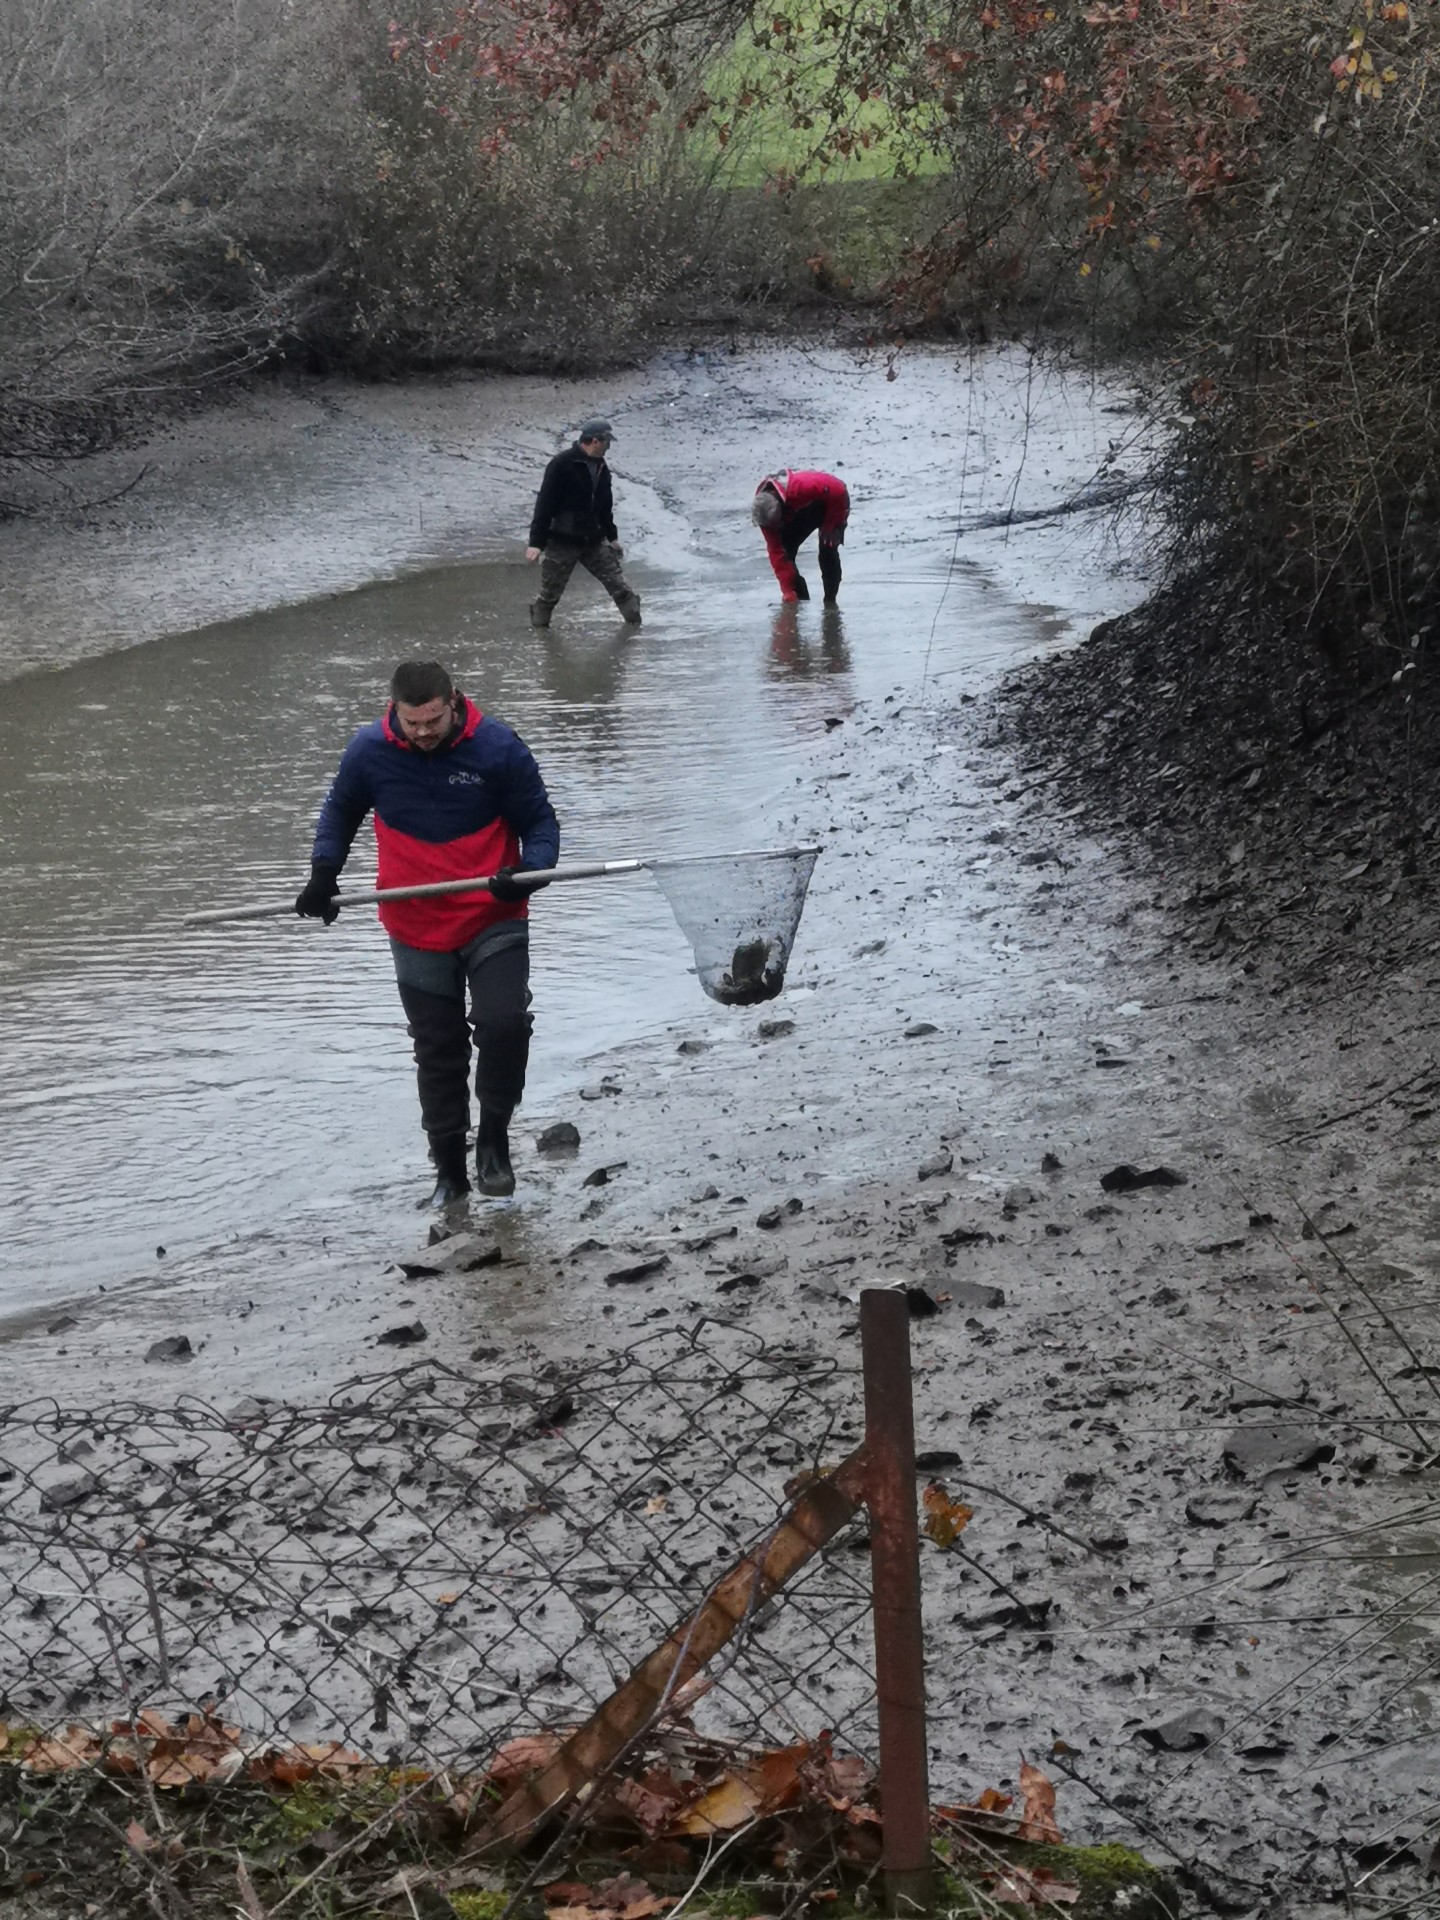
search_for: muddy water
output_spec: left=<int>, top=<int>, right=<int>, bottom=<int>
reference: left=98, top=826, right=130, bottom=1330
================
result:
left=0, top=346, right=1150, bottom=1319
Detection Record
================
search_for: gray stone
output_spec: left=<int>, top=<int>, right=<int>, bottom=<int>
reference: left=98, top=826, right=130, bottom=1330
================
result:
left=39, top=1473, right=99, bottom=1512
left=1186, top=1488, right=1260, bottom=1528
left=145, top=1335, right=193, bottom=1363
left=1138, top=1707, right=1224, bottom=1752
left=1003, top=1183, right=1037, bottom=1212
left=604, top=1255, right=669, bottom=1288
left=536, top=1121, right=581, bottom=1151
left=757, top=1018, right=795, bottom=1040
left=377, top=1321, right=428, bottom=1346
left=950, top=1280, right=1006, bottom=1310
left=757, top=1198, right=804, bottom=1230
left=1223, top=1426, right=1335, bottom=1478
left=918, top=1150, right=954, bottom=1180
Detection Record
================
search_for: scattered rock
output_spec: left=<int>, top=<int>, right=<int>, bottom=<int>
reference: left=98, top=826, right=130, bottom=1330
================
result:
left=957, top=1596, right=1053, bottom=1630
left=536, top=1121, right=581, bottom=1151
left=918, top=1149, right=954, bottom=1180
left=1040, top=1152, right=1064, bottom=1173
left=145, top=1335, right=193, bottom=1363
left=915, top=1448, right=963, bottom=1470
left=1186, top=1489, right=1261, bottom=1528
left=757, top=1198, right=804, bottom=1230
left=398, top=1235, right=503, bottom=1277
left=47, top=1314, right=80, bottom=1336
left=377, top=1321, right=428, bottom=1346
left=1088, top=1525, right=1129, bottom=1553
left=676, top=1039, right=710, bottom=1056
left=1197, top=1236, right=1247, bottom=1255
left=1100, top=1164, right=1188, bottom=1193
left=1223, top=1426, right=1336, bottom=1478
left=949, top=1280, right=1006, bottom=1310
left=905, top=1286, right=941, bottom=1319
left=583, top=1162, right=628, bottom=1188
left=854, top=939, right=886, bottom=957
left=1002, top=1183, right=1036, bottom=1212
left=604, top=1255, right=670, bottom=1287
left=941, top=1226, right=996, bottom=1248
left=39, top=1473, right=99, bottom=1512
left=757, top=1018, right=795, bottom=1040
left=579, top=1076, right=623, bottom=1100
left=690, top=1183, right=720, bottom=1203
left=717, top=1273, right=762, bottom=1294
left=904, top=1022, right=940, bottom=1038
left=1138, top=1707, right=1224, bottom=1752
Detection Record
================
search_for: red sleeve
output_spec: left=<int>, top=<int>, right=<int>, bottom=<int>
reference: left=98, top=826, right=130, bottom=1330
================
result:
left=762, top=523, right=803, bottom=598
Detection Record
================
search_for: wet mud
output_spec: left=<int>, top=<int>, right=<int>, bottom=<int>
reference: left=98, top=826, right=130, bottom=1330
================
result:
left=3, top=345, right=1438, bottom=1913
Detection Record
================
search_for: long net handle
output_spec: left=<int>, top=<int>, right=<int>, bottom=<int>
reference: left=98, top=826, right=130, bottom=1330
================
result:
left=181, top=845, right=821, bottom=928
left=181, top=860, right=643, bottom=926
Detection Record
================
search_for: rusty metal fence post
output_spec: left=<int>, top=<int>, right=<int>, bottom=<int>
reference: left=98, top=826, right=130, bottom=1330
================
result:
left=860, top=1286, right=933, bottom=1913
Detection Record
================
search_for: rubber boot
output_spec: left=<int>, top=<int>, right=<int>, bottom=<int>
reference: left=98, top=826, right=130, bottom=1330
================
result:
left=616, top=592, right=642, bottom=627
left=475, top=1108, right=516, bottom=1198
left=423, top=1132, right=471, bottom=1209
left=529, top=600, right=552, bottom=630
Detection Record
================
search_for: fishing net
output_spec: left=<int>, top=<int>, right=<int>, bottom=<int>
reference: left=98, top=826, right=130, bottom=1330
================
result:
left=650, top=847, right=820, bottom=1007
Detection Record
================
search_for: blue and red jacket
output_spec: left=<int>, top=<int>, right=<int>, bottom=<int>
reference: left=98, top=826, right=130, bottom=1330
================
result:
left=756, top=469, right=850, bottom=599
left=310, top=695, right=560, bottom=951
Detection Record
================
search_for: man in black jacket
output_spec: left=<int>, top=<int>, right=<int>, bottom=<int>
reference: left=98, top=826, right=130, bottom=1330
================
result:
left=525, top=419, right=642, bottom=628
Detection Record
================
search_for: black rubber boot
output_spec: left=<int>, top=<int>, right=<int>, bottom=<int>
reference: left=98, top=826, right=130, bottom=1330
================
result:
left=617, top=593, right=642, bottom=627
left=423, top=1132, right=471, bottom=1209
left=529, top=600, right=552, bottom=629
left=475, top=1109, right=516, bottom=1197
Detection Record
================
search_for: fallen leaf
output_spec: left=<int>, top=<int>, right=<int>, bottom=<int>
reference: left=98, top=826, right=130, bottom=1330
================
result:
left=643, top=1495, right=668, bottom=1516
left=124, top=1820, right=156, bottom=1854
left=545, top=1885, right=595, bottom=1906
left=672, top=1770, right=763, bottom=1835
left=987, top=1869, right=1079, bottom=1907
left=923, top=1481, right=974, bottom=1549
left=485, top=1731, right=566, bottom=1792
left=437, top=1591, right=460, bottom=1607
left=1016, top=1760, right=1063, bottom=1844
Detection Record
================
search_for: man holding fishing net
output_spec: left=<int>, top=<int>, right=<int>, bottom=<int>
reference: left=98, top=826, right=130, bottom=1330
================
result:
left=295, top=661, right=558, bottom=1207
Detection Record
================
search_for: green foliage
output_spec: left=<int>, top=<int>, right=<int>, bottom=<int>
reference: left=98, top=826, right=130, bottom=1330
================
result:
left=450, top=1893, right=510, bottom=1920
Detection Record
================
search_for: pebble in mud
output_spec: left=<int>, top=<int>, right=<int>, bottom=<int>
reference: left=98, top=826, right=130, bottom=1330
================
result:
left=1186, top=1489, right=1260, bottom=1528
left=1223, top=1425, right=1336, bottom=1478
left=145, top=1334, right=193, bottom=1363
left=1138, top=1706, right=1225, bottom=1752
left=536, top=1121, right=581, bottom=1151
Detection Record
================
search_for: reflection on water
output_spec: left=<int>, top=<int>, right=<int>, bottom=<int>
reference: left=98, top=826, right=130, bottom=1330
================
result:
left=767, top=604, right=852, bottom=681
left=0, top=429, right=1099, bottom=1311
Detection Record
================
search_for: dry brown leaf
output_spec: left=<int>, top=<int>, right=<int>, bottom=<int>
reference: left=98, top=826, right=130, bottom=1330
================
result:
left=987, top=1868, right=1079, bottom=1907
left=1016, top=1760, right=1063, bottom=1845
left=612, top=1775, right=686, bottom=1837
left=544, top=1884, right=594, bottom=1906
left=643, top=1495, right=668, bottom=1515
left=922, top=1480, right=974, bottom=1549
left=671, top=1770, right=763, bottom=1835
left=20, top=1728, right=102, bottom=1773
left=437, top=1591, right=461, bottom=1607
left=485, top=1731, right=566, bottom=1792
left=124, top=1820, right=156, bottom=1854
left=752, top=1742, right=810, bottom=1813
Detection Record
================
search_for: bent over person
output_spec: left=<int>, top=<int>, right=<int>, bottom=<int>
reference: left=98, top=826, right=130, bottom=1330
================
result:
left=296, top=661, right=559, bottom=1206
left=526, top=418, right=642, bottom=628
left=752, top=469, right=850, bottom=604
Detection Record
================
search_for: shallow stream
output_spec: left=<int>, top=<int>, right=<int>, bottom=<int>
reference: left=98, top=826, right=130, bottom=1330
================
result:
left=0, top=345, right=1148, bottom=1320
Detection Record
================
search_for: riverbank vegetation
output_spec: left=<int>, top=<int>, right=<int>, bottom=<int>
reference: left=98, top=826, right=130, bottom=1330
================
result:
left=5, top=0, right=1438, bottom=696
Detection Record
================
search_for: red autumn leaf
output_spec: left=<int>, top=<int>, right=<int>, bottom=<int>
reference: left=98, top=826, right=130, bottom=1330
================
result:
left=1016, top=1760, right=1063, bottom=1844
left=923, top=1480, right=974, bottom=1548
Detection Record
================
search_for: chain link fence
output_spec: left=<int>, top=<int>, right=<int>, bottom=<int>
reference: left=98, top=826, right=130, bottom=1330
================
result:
left=2, top=1322, right=881, bottom=1765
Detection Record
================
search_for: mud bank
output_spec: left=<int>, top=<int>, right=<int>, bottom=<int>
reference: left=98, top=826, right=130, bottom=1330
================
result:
left=6, top=346, right=1439, bottom=1912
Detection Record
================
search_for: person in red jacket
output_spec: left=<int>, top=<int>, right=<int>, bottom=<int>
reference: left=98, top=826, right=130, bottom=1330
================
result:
left=752, top=469, right=850, bottom=603
left=295, top=660, right=559, bottom=1207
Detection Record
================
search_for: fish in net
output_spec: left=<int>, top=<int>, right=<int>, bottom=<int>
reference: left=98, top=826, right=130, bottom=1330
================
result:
left=649, top=847, right=820, bottom=1007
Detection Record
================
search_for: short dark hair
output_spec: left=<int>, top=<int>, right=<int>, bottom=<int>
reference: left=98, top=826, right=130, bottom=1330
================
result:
left=390, top=660, right=453, bottom=706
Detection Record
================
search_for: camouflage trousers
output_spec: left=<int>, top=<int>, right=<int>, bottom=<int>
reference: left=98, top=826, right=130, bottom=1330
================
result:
left=532, top=539, right=640, bottom=623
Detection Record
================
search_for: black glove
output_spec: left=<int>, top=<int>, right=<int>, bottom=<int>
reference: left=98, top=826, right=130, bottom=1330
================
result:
left=488, top=866, right=550, bottom=903
left=295, top=861, right=341, bottom=925
left=792, top=574, right=811, bottom=601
